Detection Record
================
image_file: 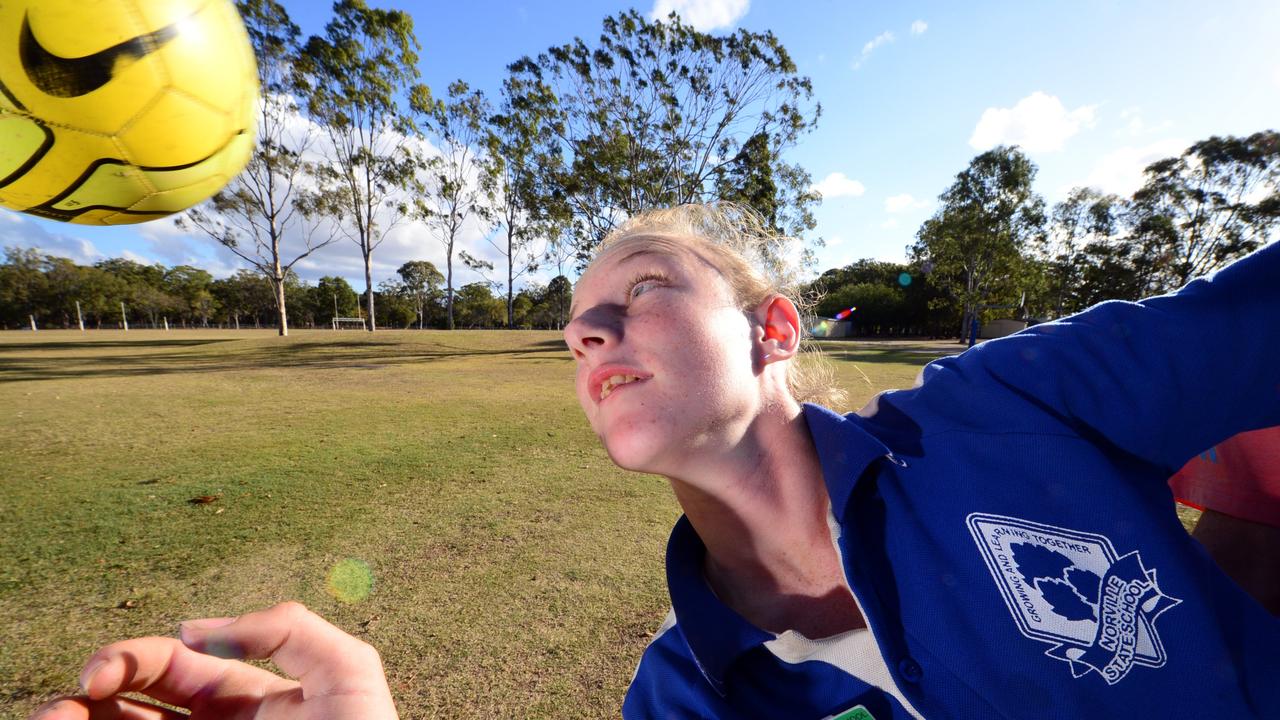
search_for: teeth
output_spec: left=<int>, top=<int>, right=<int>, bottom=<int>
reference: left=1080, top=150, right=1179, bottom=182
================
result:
left=600, top=374, right=640, bottom=400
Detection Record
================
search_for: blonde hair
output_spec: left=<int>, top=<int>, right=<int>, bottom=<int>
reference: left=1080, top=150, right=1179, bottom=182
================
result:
left=590, top=203, right=848, bottom=409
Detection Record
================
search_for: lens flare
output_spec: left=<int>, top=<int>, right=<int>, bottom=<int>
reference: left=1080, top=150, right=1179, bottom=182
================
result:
left=326, top=558, right=374, bottom=604
left=898, top=272, right=912, bottom=287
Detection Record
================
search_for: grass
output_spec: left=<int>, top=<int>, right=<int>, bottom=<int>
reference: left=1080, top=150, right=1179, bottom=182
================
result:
left=0, top=330, right=1196, bottom=718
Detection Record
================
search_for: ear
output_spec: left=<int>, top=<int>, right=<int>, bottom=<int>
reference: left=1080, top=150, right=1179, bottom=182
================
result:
left=753, top=294, right=801, bottom=366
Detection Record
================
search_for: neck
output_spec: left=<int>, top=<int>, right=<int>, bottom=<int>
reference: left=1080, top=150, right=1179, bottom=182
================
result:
left=667, top=399, right=865, bottom=637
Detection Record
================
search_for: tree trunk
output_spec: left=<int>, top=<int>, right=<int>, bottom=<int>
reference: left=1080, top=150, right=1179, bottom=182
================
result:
left=446, top=249, right=455, bottom=331
left=364, top=249, right=376, bottom=332
left=507, top=229, right=515, bottom=328
left=273, top=274, right=289, bottom=337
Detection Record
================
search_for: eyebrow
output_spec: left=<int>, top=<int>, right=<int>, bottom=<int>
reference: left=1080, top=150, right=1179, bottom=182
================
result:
left=568, top=248, right=674, bottom=321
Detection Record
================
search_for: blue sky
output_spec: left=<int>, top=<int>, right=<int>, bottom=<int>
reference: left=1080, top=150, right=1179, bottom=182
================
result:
left=4, top=0, right=1278, bottom=289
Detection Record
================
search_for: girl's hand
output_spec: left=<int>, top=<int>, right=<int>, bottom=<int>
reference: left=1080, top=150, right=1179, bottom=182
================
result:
left=30, top=601, right=397, bottom=720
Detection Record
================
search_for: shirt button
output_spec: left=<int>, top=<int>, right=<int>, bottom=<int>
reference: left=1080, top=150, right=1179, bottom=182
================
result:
left=897, top=657, right=922, bottom=683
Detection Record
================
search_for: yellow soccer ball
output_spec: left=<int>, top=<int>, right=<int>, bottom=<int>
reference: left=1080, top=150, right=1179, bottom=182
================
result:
left=0, top=0, right=258, bottom=225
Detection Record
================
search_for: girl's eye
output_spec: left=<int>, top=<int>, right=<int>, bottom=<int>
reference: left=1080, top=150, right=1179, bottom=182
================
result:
left=627, top=274, right=665, bottom=300
left=630, top=280, right=658, bottom=298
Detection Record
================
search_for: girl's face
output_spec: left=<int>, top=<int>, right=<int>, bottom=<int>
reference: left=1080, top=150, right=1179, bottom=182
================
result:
left=564, top=237, right=764, bottom=477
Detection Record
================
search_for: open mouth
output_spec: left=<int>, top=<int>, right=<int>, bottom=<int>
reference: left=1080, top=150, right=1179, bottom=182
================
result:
left=600, top=374, right=644, bottom=401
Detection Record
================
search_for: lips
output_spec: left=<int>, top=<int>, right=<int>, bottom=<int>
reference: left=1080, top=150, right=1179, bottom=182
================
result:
left=587, top=364, right=652, bottom=404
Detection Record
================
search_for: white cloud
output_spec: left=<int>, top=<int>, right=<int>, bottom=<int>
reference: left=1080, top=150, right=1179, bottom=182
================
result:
left=910, top=20, right=928, bottom=35
left=879, top=218, right=899, bottom=230
left=1274, top=66, right=1280, bottom=89
left=1081, top=138, right=1188, bottom=196
left=969, top=91, right=1098, bottom=153
left=852, top=31, right=895, bottom=70
left=826, top=234, right=845, bottom=246
left=811, top=172, right=866, bottom=199
left=862, top=31, right=895, bottom=54
left=0, top=213, right=105, bottom=264
left=650, top=0, right=749, bottom=31
left=1116, top=106, right=1172, bottom=138
left=884, top=193, right=927, bottom=213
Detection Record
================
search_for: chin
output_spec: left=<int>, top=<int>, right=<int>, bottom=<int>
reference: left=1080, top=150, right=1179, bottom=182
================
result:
left=597, top=422, right=669, bottom=474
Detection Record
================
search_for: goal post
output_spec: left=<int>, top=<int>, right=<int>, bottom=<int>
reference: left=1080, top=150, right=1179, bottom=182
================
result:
left=332, top=317, right=367, bottom=330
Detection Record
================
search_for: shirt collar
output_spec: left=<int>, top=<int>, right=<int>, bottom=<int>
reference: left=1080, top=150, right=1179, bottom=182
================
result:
left=802, top=402, right=895, bottom=515
left=662, top=404, right=893, bottom=695
left=665, top=514, right=770, bottom=695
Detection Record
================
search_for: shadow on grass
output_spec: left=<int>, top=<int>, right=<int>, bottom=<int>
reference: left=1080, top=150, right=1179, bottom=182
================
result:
left=0, top=338, right=238, bottom=351
left=815, top=341, right=959, bottom=367
left=0, top=338, right=570, bottom=383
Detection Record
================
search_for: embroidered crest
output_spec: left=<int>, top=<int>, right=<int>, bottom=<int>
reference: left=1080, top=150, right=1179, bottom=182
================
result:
left=966, top=513, right=1181, bottom=685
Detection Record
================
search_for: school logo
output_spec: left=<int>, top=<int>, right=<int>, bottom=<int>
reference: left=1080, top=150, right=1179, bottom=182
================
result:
left=966, top=513, right=1181, bottom=685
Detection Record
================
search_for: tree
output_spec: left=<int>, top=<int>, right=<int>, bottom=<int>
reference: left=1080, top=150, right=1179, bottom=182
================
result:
left=375, top=279, right=417, bottom=328
left=809, top=259, right=947, bottom=336
left=1129, top=130, right=1280, bottom=294
left=541, top=275, right=573, bottom=330
left=414, top=80, right=491, bottom=331
left=315, top=275, right=360, bottom=324
left=817, top=283, right=904, bottom=335
left=296, top=0, right=425, bottom=331
left=396, top=260, right=444, bottom=329
left=212, top=270, right=276, bottom=327
left=910, top=146, right=1046, bottom=338
left=95, top=258, right=177, bottom=327
left=452, top=282, right=504, bottom=328
left=482, top=72, right=563, bottom=327
left=164, top=266, right=217, bottom=327
left=509, top=10, right=821, bottom=264
left=1042, top=187, right=1125, bottom=316
left=715, top=131, right=819, bottom=240
left=178, top=0, right=336, bottom=336
left=0, top=248, right=48, bottom=328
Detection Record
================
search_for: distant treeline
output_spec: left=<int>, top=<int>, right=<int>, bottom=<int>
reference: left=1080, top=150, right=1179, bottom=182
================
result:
left=0, top=252, right=570, bottom=331
left=816, top=132, right=1279, bottom=337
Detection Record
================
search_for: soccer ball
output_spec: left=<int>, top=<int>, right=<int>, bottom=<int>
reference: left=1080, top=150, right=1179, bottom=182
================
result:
left=0, top=0, right=258, bottom=225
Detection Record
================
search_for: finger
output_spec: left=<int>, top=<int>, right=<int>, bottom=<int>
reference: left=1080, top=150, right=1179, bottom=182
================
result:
left=79, top=636, right=292, bottom=708
left=179, top=601, right=388, bottom=697
left=30, top=694, right=187, bottom=720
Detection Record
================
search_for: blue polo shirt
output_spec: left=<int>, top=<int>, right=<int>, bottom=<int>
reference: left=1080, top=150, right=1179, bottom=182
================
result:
left=623, top=240, right=1280, bottom=719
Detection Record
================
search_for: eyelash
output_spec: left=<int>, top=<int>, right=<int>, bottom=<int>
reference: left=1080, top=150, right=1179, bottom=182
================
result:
left=626, top=272, right=668, bottom=300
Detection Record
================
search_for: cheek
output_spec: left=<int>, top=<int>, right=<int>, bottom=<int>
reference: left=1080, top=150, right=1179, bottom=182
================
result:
left=574, top=370, right=594, bottom=411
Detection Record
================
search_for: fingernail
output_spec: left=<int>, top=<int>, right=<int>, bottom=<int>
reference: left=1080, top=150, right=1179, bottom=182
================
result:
left=79, top=658, right=107, bottom=693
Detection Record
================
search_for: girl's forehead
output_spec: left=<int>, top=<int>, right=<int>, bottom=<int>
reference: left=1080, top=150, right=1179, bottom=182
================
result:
left=584, top=234, right=718, bottom=280
left=571, top=235, right=732, bottom=318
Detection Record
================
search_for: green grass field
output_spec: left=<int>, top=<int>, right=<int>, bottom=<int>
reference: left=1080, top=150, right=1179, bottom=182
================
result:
left=0, top=330, right=1197, bottom=718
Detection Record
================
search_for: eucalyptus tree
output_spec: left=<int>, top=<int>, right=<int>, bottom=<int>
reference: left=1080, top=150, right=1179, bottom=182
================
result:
left=508, top=10, right=821, bottom=263
left=414, top=80, right=490, bottom=330
left=910, top=146, right=1046, bottom=337
left=0, top=248, right=47, bottom=328
left=396, top=260, right=443, bottom=329
left=481, top=73, right=563, bottom=327
left=179, top=0, right=335, bottom=336
left=1129, top=130, right=1279, bottom=294
left=296, top=0, right=425, bottom=331
left=1043, top=187, right=1125, bottom=315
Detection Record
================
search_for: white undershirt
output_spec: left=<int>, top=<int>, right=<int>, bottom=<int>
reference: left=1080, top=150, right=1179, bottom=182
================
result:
left=758, top=506, right=929, bottom=719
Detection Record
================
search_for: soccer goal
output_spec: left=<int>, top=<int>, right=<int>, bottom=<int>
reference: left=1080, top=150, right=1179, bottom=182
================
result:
left=332, top=317, right=367, bottom=330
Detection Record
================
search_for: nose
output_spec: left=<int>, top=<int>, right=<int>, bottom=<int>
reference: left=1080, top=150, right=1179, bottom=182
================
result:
left=564, top=304, right=622, bottom=360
